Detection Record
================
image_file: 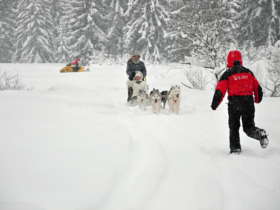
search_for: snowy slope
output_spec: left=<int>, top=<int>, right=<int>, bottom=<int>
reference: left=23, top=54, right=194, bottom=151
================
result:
left=0, top=63, right=280, bottom=210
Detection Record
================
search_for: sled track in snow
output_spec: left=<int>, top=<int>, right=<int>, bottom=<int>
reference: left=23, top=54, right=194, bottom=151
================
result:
left=98, top=119, right=168, bottom=210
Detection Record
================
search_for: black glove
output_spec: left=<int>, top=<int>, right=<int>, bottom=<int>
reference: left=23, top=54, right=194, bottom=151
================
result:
left=211, top=104, right=217, bottom=110
left=211, top=90, right=222, bottom=111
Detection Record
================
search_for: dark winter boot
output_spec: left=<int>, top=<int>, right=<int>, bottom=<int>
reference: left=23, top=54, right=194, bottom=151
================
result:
left=259, top=129, right=269, bottom=149
left=127, top=87, right=133, bottom=102
left=230, top=148, right=241, bottom=154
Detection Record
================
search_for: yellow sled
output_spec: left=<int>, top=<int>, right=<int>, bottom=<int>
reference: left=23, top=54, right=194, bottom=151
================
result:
left=60, top=65, right=87, bottom=73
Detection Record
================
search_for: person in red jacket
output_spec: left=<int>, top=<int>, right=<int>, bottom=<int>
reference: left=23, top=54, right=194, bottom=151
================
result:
left=211, top=50, right=269, bottom=153
left=70, top=58, right=81, bottom=72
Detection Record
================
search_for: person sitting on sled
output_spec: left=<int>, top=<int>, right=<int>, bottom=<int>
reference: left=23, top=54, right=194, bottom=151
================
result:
left=67, top=57, right=81, bottom=72
left=211, top=50, right=269, bottom=154
left=126, top=54, right=147, bottom=102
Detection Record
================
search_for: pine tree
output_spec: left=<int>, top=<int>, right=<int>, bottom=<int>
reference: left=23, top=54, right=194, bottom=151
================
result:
left=0, top=0, right=17, bottom=63
left=266, top=40, right=280, bottom=96
left=125, top=0, right=171, bottom=63
left=236, top=0, right=280, bottom=48
left=14, top=0, right=55, bottom=63
left=178, top=0, right=234, bottom=68
left=166, top=0, right=191, bottom=62
left=51, top=0, right=72, bottom=63
left=104, top=0, right=127, bottom=62
left=67, top=0, right=108, bottom=65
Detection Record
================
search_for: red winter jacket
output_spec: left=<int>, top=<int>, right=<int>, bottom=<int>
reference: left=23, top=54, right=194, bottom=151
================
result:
left=211, top=51, right=263, bottom=110
left=211, top=66, right=263, bottom=110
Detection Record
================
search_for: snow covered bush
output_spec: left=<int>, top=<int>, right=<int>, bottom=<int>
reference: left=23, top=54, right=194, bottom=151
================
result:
left=241, top=45, right=272, bottom=65
left=190, top=21, right=229, bottom=69
left=0, top=71, right=23, bottom=90
left=265, top=41, right=280, bottom=97
left=184, top=67, right=213, bottom=90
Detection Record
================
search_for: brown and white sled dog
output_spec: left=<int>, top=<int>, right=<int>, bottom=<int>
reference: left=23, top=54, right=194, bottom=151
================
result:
left=150, top=88, right=161, bottom=114
left=167, top=85, right=181, bottom=114
left=127, top=71, right=148, bottom=106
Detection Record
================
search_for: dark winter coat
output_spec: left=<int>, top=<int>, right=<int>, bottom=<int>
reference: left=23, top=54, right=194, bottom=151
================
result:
left=126, top=59, right=147, bottom=80
left=211, top=64, right=263, bottom=110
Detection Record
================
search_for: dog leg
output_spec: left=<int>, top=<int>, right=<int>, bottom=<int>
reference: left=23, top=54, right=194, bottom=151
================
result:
left=158, top=103, right=161, bottom=113
left=175, top=103, right=179, bottom=114
left=175, top=101, right=180, bottom=114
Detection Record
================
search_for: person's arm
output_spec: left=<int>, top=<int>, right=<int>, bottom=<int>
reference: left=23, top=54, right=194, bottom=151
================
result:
left=126, top=61, right=135, bottom=80
left=252, top=74, right=263, bottom=103
left=142, top=62, right=147, bottom=78
left=126, top=61, right=131, bottom=76
left=211, top=71, right=229, bottom=110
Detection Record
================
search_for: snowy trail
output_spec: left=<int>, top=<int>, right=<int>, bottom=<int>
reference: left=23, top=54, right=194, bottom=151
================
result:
left=97, top=116, right=168, bottom=210
left=0, top=64, right=280, bottom=210
left=141, top=116, right=225, bottom=210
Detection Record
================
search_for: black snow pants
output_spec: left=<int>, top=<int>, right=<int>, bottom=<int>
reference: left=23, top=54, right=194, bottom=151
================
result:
left=228, top=95, right=264, bottom=150
left=73, top=64, right=80, bottom=72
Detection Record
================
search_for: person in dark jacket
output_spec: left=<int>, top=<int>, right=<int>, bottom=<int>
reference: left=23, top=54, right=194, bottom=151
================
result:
left=126, top=54, right=147, bottom=102
left=126, top=55, right=147, bottom=80
left=211, top=50, right=269, bottom=153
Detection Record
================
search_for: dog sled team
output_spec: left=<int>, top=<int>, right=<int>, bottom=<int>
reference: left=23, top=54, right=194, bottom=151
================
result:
left=126, top=54, right=181, bottom=114
left=59, top=51, right=268, bottom=153
left=126, top=51, right=269, bottom=153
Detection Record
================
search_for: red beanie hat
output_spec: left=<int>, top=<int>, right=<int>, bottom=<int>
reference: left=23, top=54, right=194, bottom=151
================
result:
left=227, top=50, right=243, bottom=68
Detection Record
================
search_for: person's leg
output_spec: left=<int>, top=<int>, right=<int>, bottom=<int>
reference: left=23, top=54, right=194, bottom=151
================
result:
left=228, top=103, right=242, bottom=152
left=242, top=102, right=269, bottom=148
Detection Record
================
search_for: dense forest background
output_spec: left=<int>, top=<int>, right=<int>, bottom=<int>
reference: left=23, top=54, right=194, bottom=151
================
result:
left=0, top=0, right=279, bottom=65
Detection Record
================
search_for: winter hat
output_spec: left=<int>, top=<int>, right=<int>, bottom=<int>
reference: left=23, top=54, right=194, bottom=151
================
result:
left=131, top=54, right=140, bottom=59
left=227, top=50, right=243, bottom=68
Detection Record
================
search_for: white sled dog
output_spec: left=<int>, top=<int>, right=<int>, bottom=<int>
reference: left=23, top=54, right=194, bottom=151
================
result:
left=150, top=88, right=162, bottom=114
left=127, top=71, right=148, bottom=106
left=167, top=85, right=181, bottom=114
left=137, top=89, right=150, bottom=110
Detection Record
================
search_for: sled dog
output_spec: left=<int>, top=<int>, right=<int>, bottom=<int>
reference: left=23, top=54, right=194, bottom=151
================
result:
left=167, top=85, right=181, bottom=114
left=150, top=88, right=162, bottom=114
left=137, top=89, right=150, bottom=110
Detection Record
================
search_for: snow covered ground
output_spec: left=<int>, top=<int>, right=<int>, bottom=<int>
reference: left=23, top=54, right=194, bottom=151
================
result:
left=0, top=63, right=280, bottom=210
